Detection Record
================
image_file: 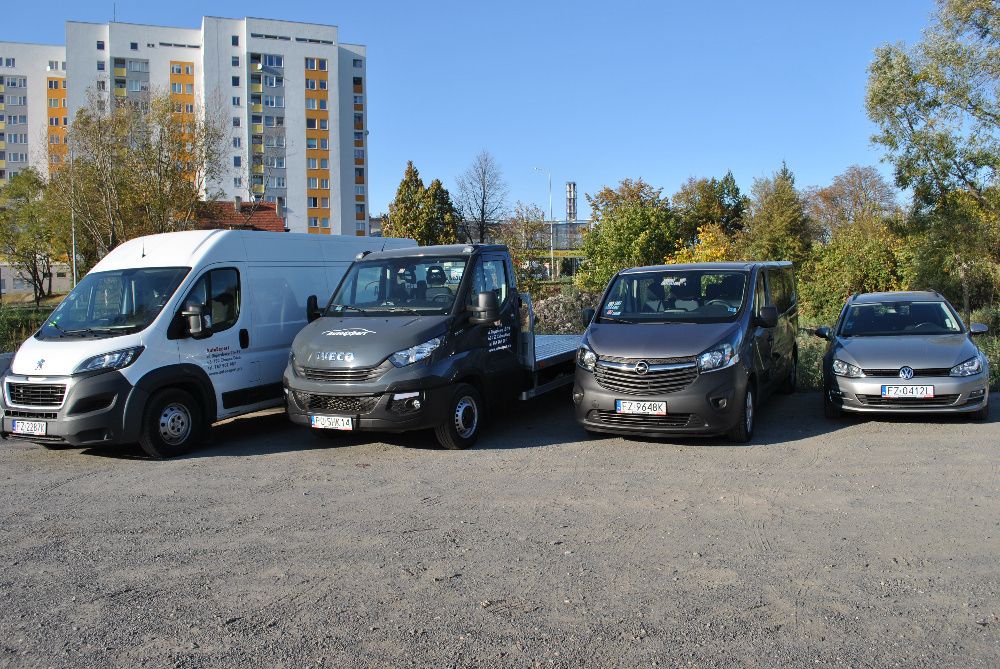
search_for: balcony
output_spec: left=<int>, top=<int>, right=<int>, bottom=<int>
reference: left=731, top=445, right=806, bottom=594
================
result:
left=252, top=123, right=263, bottom=134
left=0, top=141, right=5, bottom=150
left=252, top=143, right=263, bottom=154
left=114, top=88, right=127, bottom=98
left=251, top=103, right=262, bottom=113
left=0, top=160, right=5, bottom=168
left=252, top=164, right=264, bottom=175
left=251, top=83, right=262, bottom=93
left=0, top=121, right=6, bottom=130
left=0, top=84, right=5, bottom=92
left=252, top=184, right=265, bottom=195
left=114, top=67, right=126, bottom=77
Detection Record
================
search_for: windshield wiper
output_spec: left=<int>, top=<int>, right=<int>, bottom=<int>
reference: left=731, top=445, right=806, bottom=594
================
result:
left=382, top=306, right=425, bottom=316
left=328, top=304, right=369, bottom=315
left=600, top=316, right=637, bottom=324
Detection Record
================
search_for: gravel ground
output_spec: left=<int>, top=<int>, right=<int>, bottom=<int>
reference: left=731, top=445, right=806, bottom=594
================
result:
left=1, top=391, right=998, bottom=668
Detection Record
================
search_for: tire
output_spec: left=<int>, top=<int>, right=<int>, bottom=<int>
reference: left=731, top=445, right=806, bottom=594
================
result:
left=780, top=354, right=797, bottom=394
left=434, top=383, right=483, bottom=450
left=823, top=386, right=843, bottom=419
left=138, top=388, right=204, bottom=459
left=971, top=400, right=989, bottom=422
left=727, top=384, right=755, bottom=444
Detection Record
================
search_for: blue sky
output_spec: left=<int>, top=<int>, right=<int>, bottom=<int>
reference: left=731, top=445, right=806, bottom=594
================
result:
left=10, top=0, right=933, bottom=218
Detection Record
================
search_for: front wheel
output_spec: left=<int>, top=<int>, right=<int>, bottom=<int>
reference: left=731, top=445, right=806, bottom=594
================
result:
left=138, top=388, right=204, bottom=459
left=971, top=399, right=989, bottom=422
left=727, top=384, right=755, bottom=444
left=823, top=386, right=843, bottom=419
left=434, top=383, right=483, bottom=450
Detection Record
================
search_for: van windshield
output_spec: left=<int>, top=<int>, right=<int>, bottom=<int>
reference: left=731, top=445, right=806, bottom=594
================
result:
left=327, top=257, right=469, bottom=316
left=839, top=301, right=963, bottom=337
left=598, top=270, right=748, bottom=323
left=38, top=267, right=190, bottom=340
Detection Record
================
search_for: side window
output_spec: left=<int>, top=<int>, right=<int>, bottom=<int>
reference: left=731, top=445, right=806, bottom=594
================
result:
left=754, top=272, right=767, bottom=314
left=467, top=258, right=509, bottom=306
left=184, top=268, right=240, bottom=333
left=767, top=270, right=789, bottom=313
left=786, top=268, right=797, bottom=308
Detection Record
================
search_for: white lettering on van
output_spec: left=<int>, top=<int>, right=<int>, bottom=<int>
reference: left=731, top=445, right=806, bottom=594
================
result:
left=314, top=351, right=355, bottom=362
left=322, top=329, right=375, bottom=337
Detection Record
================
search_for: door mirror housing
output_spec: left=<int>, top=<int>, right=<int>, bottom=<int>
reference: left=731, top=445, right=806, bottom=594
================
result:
left=582, top=307, right=595, bottom=325
left=181, top=303, right=209, bottom=339
left=306, top=294, right=322, bottom=323
left=969, top=322, right=989, bottom=335
left=756, top=305, right=779, bottom=329
left=469, top=291, right=500, bottom=324
left=813, top=325, right=832, bottom=340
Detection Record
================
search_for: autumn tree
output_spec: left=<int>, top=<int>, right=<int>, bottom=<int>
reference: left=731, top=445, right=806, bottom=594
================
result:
left=737, top=164, right=816, bottom=265
left=455, top=149, right=509, bottom=243
left=494, top=202, right=547, bottom=295
left=671, top=171, right=747, bottom=244
left=384, top=162, right=460, bottom=245
left=805, top=165, right=899, bottom=238
left=665, top=224, right=737, bottom=264
left=0, top=169, right=59, bottom=305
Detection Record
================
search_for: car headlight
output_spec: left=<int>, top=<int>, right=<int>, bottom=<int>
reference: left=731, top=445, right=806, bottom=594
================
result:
left=576, top=345, right=597, bottom=372
left=698, top=341, right=739, bottom=373
left=390, top=337, right=443, bottom=367
left=950, top=355, right=982, bottom=377
left=73, top=346, right=144, bottom=375
left=832, top=359, right=864, bottom=378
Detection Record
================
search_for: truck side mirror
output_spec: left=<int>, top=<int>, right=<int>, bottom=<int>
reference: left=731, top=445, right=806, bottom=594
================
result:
left=756, top=305, right=778, bottom=329
left=970, top=322, right=989, bottom=336
left=582, top=308, right=595, bottom=325
left=813, top=325, right=832, bottom=340
left=181, top=303, right=208, bottom=339
left=306, top=294, right=321, bottom=322
left=469, top=291, right=499, bottom=324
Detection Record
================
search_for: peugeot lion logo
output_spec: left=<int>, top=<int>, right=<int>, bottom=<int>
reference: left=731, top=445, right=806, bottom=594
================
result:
left=35, top=359, right=45, bottom=371
left=634, top=361, right=650, bottom=375
left=899, top=366, right=914, bottom=380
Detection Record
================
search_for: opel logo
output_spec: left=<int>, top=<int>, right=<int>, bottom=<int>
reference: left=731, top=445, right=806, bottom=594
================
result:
left=899, top=366, right=914, bottom=380
left=634, top=361, right=649, bottom=375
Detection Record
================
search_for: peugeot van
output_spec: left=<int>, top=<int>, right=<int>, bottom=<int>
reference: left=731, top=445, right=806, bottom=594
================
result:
left=573, top=262, right=797, bottom=442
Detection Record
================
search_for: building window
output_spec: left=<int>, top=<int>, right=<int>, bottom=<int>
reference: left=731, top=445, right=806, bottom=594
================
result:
left=232, top=116, right=241, bottom=127
left=130, top=42, right=138, bottom=50
left=355, top=185, right=365, bottom=196
left=306, top=118, right=316, bottom=129
left=354, top=95, right=363, bottom=104
left=233, top=156, right=242, bottom=167
left=355, top=168, right=364, bottom=180
left=171, top=64, right=182, bottom=74
left=232, top=35, right=239, bottom=46
left=318, top=58, right=327, bottom=71
left=185, top=65, right=192, bottom=74
left=355, top=204, right=365, bottom=216
left=232, top=76, right=240, bottom=87
left=320, top=179, right=330, bottom=189
left=319, top=119, right=328, bottom=130
left=231, top=56, right=240, bottom=67
left=263, top=95, right=283, bottom=107
left=47, top=60, right=58, bottom=71
left=305, top=57, right=315, bottom=70
left=232, top=137, right=241, bottom=148
left=354, top=149, right=364, bottom=159
left=263, top=54, right=283, bottom=68
left=97, top=40, right=105, bottom=50
left=130, top=80, right=142, bottom=92
left=306, top=138, right=317, bottom=149
left=319, top=80, right=327, bottom=90
left=4, top=58, right=14, bottom=67
left=171, top=83, right=182, bottom=94
left=320, top=158, right=329, bottom=169
left=307, top=158, right=317, bottom=169
left=307, top=196, right=318, bottom=208
left=321, top=218, right=329, bottom=227
left=232, top=96, right=241, bottom=106
left=354, top=131, right=364, bottom=142
left=233, top=177, right=242, bottom=188
left=318, top=99, right=327, bottom=110
left=321, top=197, right=329, bottom=208
left=307, top=177, right=318, bottom=188
left=96, top=80, right=107, bottom=91
left=305, top=79, right=316, bottom=90
left=305, top=99, right=317, bottom=110
left=353, top=58, right=362, bottom=68
left=97, top=61, right=106, bottom=71
left=263, top=75, right=283, bottom=87
left=308, top=217, right=318, bottom=228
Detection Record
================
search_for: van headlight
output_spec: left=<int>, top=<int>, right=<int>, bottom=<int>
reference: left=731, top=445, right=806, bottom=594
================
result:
left=73, top=346, right=144, bottom=375
left=832, top=359, right=864, bottom=378
left=698, top=341, right=738, bottom=373
left=577, top=345, right=597, bottom=372
left=950, top=355, right=982, bottom=377
left=390, top=337, right=443, bottom=367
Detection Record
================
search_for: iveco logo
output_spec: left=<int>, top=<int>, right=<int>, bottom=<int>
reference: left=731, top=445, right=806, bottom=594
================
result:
left=899, top=366, right=914, bottom=380
left=634, top=361, right=650, bottom=375
left=35, top=359, right=45, bottom=371
left=315, top=351, right=355, bottom=362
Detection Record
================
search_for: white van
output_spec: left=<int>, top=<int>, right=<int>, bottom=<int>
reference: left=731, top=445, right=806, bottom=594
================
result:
left=0, top=230, right=415, bottom=457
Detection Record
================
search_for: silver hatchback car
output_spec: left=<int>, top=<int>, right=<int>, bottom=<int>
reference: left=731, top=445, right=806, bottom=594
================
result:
left=814, top=291, right=990, bottom=420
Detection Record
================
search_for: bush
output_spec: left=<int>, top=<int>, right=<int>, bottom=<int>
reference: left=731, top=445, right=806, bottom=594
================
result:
left=0, top=305, right=50, bottom=353
left=533, top=288, right=598, bottom=334
left=796, top=333, right=827, bottom=391
left=969, top=304, right=1000, bottom=331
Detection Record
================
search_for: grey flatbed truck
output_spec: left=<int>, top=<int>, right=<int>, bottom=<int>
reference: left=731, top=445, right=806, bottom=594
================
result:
left=283, top=243, right=580, bottom=448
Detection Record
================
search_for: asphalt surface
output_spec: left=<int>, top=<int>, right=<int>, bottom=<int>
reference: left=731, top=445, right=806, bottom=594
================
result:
left=1, top=391, right=998, bottom=668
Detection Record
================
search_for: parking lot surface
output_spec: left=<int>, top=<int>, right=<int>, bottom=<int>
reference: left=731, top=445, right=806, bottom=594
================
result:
left=1, top=391, right=998, bottom=668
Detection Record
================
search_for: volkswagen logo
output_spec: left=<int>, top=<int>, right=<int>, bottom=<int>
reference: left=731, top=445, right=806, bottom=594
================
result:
left=899, top=366, right=914, bottom=380
left=634, top=361, right=649, bottom=375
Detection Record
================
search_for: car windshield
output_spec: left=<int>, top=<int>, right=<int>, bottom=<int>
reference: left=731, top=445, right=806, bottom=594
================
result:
left=38, top=267, right=190, bottom=339
left=327, top=257, right=469, bottom=315
left=598, top=270, right=748, bottom=323
left=839, top=301, right=963, bottom=336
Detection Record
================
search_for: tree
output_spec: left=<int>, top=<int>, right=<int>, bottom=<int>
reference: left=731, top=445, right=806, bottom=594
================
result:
left=666, top=224, right=737, bottom=264
left=384, top=162, right=460, bottom=246
left=671, top=171, right=748, bottom=244
left=806, top=165, right=900, bottom=238
left=575, top=179, right=681, bottom=291
left=421, top=179, right=461, bottom=246
left=455, top=149, right=509, bottom=243
left=494, top=202, right=547, bottom=294
left=737, top=164, right=816, bottom=265
left=0, top=169, right=59, bottom=305
left=384, top=161, right=425, bottom=240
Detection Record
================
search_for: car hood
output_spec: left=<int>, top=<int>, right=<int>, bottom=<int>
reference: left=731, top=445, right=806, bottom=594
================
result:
left=834, top=333, right=978, bottom=369
left=292, top=315, right=451, bottom=368
left=586, top=321, right=741, bottom=359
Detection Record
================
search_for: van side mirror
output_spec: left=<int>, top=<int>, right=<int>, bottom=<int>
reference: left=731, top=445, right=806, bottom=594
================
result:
left=306, top=294, right=321, bottom=322
left=970, top=322, right=989, bottom=335
left=181, top=303, right=208, bottom=339
left=469, top=291, right=499, bottom=324
left=756, top=305, right=778, bottom=329
left=582, top=308, right=595, bottom=325
left=813, top=325, right=832, bottom=340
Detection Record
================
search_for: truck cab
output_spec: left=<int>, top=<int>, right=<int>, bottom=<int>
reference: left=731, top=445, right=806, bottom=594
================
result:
left=284, top=244, right=579, bottom=448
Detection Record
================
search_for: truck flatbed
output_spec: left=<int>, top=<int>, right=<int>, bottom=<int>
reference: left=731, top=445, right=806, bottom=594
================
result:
left=533, top=334, right=581, bottom=369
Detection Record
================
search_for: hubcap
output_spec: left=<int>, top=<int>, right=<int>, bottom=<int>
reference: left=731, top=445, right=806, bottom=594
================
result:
left=453, top=396, right=478, bottom=439
left=745, top=389, right=754, bottom=433
left=158, top=402, right=192, bottom=446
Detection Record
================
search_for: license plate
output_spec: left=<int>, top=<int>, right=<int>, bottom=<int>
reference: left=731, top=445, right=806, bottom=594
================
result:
left=11, top=420, right=47, bottom=436
left=881, top=385, right=934, bottom=398
left=310, top=415, right=353, bottom=430
left=615, top=400, right=666, bottom=415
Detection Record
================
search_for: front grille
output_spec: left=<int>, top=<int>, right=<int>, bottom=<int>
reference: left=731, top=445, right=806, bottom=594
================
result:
left=857, top=394, right=959, bottom=407
left=599, top=355, right=696, bottom=365
left=298, top=362, right=388, bottom=383
left=4, top=409, right=58, bottom=420
left=296, top=392, right=379, bottom=414
left=588, top=410, right=698, bottom=429
left=7, top=383, right=66, bottom=407
left=594, top=361, right=698, bottom=395
left=862, top=368, right=951, bottom=378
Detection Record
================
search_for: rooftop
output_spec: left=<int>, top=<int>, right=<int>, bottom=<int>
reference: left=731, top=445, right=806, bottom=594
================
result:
left=195, top=200, right=286, bottom=233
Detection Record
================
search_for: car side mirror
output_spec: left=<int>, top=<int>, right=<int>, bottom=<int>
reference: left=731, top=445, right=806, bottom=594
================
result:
left=306, top=294, right=321, bottom=322
left=582, top=307, right=595, bottom=325
left=469, top=291, right=499, bottom=325
left=181, top=303, right=208, bottom=339
left=970, top=322, right=989, bottom=336
left=813, top=325, right=832, bottom=340
left=756, top=305, right=778, bottom=329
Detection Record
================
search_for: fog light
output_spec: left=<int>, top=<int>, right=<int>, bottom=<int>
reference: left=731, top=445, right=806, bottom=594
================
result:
left=411, top=399, right=422, bottom=410
left=970, top=388, right=985, bottom=398
left=572, top=387, right=584, bottom=405
left=713, top=398, right=727, bottom=409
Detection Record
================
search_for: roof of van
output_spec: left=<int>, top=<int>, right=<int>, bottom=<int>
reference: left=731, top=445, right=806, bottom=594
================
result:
left=851, top=290, right=942, bottom=303
left=361, top=243, right=509, bottom=261
left=90, top=230, right=416, bottom=273
left=621, top=261, right=792, bottom=274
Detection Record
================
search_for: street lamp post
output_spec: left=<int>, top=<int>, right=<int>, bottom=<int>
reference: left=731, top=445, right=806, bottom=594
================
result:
left=69, top=147, right=77, bottom=287
left=532, top=167, right=554, bottom=279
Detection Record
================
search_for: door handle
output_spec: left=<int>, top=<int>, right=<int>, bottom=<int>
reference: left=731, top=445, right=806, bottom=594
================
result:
left=239, top=328, right=250, bottom=349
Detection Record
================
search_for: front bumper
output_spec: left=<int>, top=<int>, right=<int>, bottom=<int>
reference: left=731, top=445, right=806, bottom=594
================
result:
left=1, top=370, right=141, bottom=446
left=828, top=374, right=989, bottom=414
left=573, top=362, right=748, bottom=437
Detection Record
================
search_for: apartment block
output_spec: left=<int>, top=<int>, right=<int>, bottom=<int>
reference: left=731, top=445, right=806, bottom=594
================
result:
left=2, top=17, right=368, bottom=236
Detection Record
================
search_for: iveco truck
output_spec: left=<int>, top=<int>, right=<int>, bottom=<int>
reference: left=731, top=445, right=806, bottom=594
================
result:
left=284, top=244, right=581, bottom=448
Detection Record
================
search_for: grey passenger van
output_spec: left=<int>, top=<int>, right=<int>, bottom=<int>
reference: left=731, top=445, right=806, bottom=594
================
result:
left=573, top=262, right=797, bottom=442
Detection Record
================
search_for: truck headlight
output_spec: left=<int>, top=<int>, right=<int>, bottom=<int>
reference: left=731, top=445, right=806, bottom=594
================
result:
left=832, top=359, right=864, bottom=378
left=73, top=346, right=144, bottom=375
left=390, top=337, right=442, bottom=367
left=576, top=345, right=597, bottom=372
left=698, top=341, right=738, bottom=373
left=950, top=355, right=982, bottom=377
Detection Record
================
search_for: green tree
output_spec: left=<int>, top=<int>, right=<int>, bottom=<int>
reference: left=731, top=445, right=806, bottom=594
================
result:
left=0, top=169, right=59, bottom=305
left=738, top=164, right=815, bottom=265
left=421, top=179, right=460, bottom=246
left=495, top=202, right=547, bottom=295
left=671, top=171, right=747, bottom=244
left=384, top=162, right=461, bottom=245
left=575, top=179, right=681, bottom=291
left=384, top=161, right=425, bottom=240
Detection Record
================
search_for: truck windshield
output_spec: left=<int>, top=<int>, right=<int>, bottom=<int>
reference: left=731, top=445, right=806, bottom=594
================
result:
left=598, top=270, right=748, bottom=323
left=839, top=301, right=963, bottom=337
left=37, top=267, right=190, bottom=339
left=328, top=257, right=469, bottom=315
